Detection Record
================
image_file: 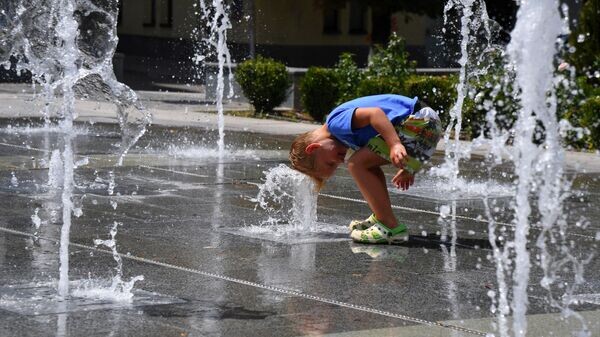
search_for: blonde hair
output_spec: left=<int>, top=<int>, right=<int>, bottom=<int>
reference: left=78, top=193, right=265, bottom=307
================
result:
left=289, top=130, right=325, bottom=190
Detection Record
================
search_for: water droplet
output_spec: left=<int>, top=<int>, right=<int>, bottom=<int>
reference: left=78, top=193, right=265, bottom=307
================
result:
left=10, top=172, right=18, bottom=187
left=31, top=208, right=41, bottom=229
left=439, top=205, right=450, bottom=218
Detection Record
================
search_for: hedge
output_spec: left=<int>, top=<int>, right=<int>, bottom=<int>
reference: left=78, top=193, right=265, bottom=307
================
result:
left=300, top=67, right=339, bottom=123
left=355, top=76, right=404, bottom=97
left=574, top=96, right=600, bottom=150
left=404, top=75, right=457, bottom=128
left=235, top=56, right=291, bottom=114
left=333, top=53, right=363, bottom=105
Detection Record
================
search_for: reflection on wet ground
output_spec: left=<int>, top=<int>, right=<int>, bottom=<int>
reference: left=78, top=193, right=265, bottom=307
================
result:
left=0, top=122, right=599, bottom=336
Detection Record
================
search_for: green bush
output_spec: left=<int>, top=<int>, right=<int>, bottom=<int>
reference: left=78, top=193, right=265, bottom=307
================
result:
left=577, top=96, right=600, bottom=149
left=329, top=34, right=416, bottom=101
left=563, top=96, right=600, bottom=150
left=576, top=72, right=600, bottom=97
left=300, top=67, right=340, bottom=122
left=461, top=50, right=519, bottom=139
left=404, top=75, right=457, bottom=128
left=553, top=71, right=600, bottom=149
left=364, top=32, right=416, bottom=84
left=235, top=56, right=291, bottom=114
left=333, top=53, right=363, bottom=104
left=356, top=76, right=404, bottom=97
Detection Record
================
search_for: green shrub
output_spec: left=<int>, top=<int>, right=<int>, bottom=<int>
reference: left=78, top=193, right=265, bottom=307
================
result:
left=462, top=85, right=519, bottom=140
left=576, top=73, right=600, bottom=97
left=554, top=71, right=600, bottom=149
left=235, top=56, right=291, bottom=114
left=404, top=75, right=457, bottom=128
left=578, top=96, right=600, bottom=149
left=333, top=53, right=363, bottom=104
left=300, top=67, right=340, bottom=122
left=461, top=50, right=519, bottom=139
left=356, top=76, right=404, bottom=97
left=364, top=33, right=416, bottom=84
left=330, top=34, right=416, bottom=101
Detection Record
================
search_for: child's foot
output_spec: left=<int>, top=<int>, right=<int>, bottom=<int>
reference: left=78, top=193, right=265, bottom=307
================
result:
left=348, top=213, right=377, bottom=231
left=350, top=221, right=409, bottom=244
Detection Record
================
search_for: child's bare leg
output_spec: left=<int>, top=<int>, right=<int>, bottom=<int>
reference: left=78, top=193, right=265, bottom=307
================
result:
left=347, top=147, right=398, bottom=229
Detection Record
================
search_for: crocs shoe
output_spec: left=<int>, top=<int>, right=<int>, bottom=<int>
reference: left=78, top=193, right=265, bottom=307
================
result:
left=348, top=213, right=378, bottom=231
left=351, top=221, right=409, bottom=244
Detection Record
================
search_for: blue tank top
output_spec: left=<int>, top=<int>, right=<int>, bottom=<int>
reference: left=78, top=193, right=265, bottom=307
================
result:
left=325, top=94, right=418, bottom=150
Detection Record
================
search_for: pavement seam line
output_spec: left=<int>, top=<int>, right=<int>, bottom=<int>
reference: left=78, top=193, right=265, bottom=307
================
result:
left=0, top=225, right=488, bottom=336
left=138, top=165, right=211, bottom=178
left=0, top=142, right=51, bottom=153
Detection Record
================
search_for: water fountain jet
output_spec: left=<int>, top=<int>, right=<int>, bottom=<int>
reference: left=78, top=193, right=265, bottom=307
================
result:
left=1, top=0, right=150, bottom=298
left=442, top=0, right=593, bottom=335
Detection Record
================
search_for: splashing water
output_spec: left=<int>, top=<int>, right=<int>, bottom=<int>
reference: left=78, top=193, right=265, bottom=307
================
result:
left=47, top=150, right=63, bottom=189
left=437, top=5, right=495, bottom=318
left=440, top=0, right=592, bottom=336
left=500, top=1, right=588, bottom=336
left=10, top=171, right=18, bottom=187
left=166, top=145, right=285, bottom=161
left=71, top=276, right=142, bottom=302
left=397, top=169, right=514, bottom=200
left=440, top=0, right=593, bottom=336
left=250, top=164, right=319, bottom=235
left=441, top=0, right=492, bottom=189
left=31, top=207, right=41, bottom=229
left=194, top=0, right=234, bottom=158
left=73, top=221, right=144, bottom=302
left=1, top=0, right=151, bottom=297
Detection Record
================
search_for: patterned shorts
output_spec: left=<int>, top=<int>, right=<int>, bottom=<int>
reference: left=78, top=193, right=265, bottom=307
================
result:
left=366, top=107, right=442, bottom=175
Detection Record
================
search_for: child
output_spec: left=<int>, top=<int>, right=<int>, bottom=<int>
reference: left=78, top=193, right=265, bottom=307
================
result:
left=289, top=94, right=442, bottom=244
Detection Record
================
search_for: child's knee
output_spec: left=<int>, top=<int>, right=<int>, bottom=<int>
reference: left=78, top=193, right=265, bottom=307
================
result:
left=347, top=157, right=360, bottom=173
left=347, top=154, right=370, bottom=173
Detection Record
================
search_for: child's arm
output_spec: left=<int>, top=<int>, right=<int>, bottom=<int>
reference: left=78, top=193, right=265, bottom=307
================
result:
left=392, top=169, right=414, bottom=190
left=353, top=107, right=406, bottom=167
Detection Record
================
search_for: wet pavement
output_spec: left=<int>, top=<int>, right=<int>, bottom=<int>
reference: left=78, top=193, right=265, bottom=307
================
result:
left=0, top=90, right=600, bottom=336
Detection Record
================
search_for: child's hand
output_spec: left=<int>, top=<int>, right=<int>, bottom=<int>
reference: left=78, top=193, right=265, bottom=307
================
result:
left=392, top=169, right=414, bottom=190
left=390, top=143, right=407, bottom=168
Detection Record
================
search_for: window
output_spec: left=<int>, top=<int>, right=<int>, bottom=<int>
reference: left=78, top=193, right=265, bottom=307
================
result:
left=143, top=0, right=156, bottom=27
left=159, top=0, right=173, bottom=27
left=348, top=0, right=367, bottom=34
left=323, top=8, right=340, bottom=34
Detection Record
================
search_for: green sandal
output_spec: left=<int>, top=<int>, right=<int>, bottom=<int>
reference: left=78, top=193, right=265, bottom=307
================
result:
left=350, top=221, right=409, bottom=244
left=348, top=213, right=378, bottom=231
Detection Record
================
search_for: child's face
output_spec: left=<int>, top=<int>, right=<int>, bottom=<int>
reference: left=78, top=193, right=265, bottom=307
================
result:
left=310, top=137, right=347, bottom=179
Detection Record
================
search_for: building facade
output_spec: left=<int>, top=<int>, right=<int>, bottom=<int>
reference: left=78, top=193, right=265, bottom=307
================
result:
left=115, top=0, right=437, bottom=84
